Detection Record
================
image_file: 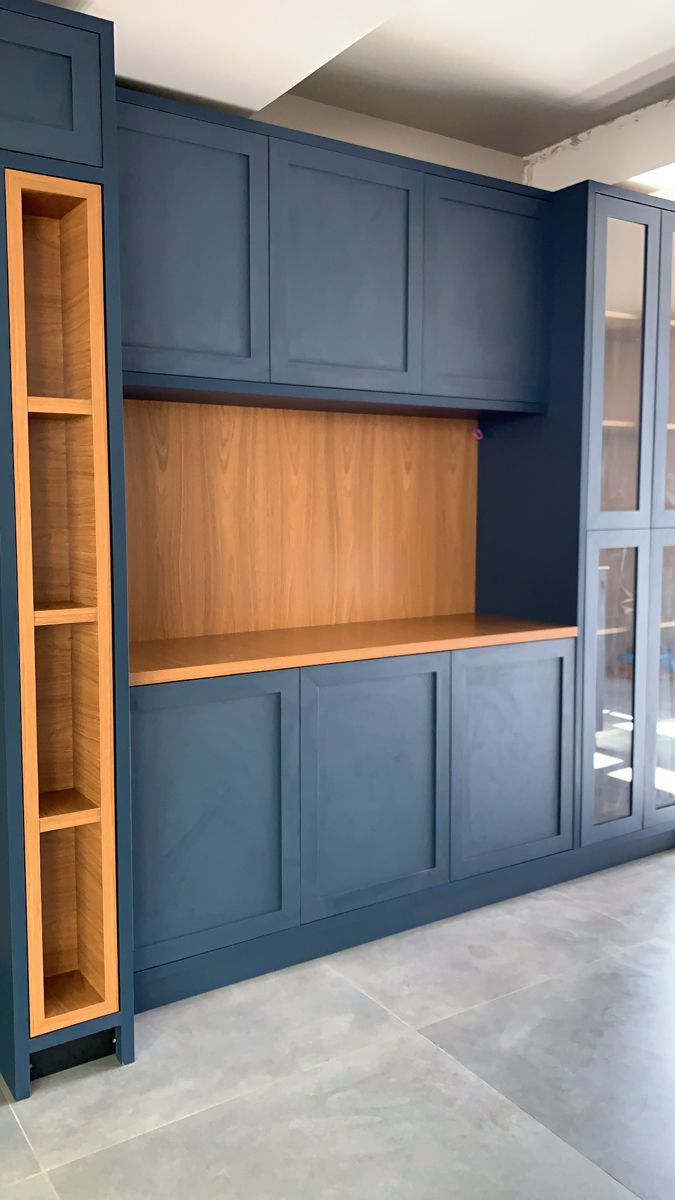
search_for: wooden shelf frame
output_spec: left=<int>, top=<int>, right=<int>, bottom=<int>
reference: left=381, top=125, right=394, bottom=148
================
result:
left=5, top=170, right=118, bottom=1036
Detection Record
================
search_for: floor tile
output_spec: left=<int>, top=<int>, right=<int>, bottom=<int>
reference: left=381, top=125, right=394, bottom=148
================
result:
left=0, top=1102, right=39, bottom=1188
left=14, top=961, right=401, bottom=1170
left=330, top=886, right=637, bottom=1026
left=423, top=938, right=675, bottom=1200
left=552, top=849, right=675, bottom=939
left=48, top=1034, right=635, bottom=1200
left=0, top=1177, right=56, bottom=1199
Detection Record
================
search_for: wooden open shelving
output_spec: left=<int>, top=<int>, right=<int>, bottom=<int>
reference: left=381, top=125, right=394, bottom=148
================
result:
left=5, top=170, right=118, bottom=1036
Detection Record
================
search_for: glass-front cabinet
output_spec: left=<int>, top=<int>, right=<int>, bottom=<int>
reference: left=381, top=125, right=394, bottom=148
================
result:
left=582, top=531, right=650, bottom=842
left=588, top=197, right=660, bottom=529
left=653, top=209, right=675, bottom=525
left=644, top=532, right=675, bottom=826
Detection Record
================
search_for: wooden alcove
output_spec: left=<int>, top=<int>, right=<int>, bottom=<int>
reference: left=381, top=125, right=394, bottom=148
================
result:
left=5, top=171, right=118, bottom=1035
left=125, top=399, right=574, bottom=684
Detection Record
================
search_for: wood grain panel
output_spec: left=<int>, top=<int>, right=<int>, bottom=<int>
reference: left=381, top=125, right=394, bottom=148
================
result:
left=125, top=400, right=478, bottom=642
left=130, top=615, right=578, bottom=686
left=5, top=170, right=118, bottom=1035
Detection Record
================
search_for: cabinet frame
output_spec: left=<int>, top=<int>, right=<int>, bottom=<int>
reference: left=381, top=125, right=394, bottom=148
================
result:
left=581, top=528, right=650, bottom=844
left=587, top=195, right=660, bottom=531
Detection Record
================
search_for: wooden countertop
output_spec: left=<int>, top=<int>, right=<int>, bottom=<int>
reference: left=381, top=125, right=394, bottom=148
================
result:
left=129, top=613, right=577, bottom=686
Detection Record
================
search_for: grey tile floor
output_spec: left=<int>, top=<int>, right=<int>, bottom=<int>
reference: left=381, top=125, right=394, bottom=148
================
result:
left=3, top=850, right=675, bottom=1199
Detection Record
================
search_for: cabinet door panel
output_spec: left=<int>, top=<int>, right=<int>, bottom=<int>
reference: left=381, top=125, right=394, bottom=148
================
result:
left=131, top=671, right=299, bottom=969
left=587, top=197, right=660, bottom=529
left=300, top=654, right=449, bottom=919
left=270, top=140, right=423, bottom=392
left=652, top=209, right=675, bottom=526
left=451, top=640, right=574, bottom=879
left=118, top=102, right=269, bottom=381
left=644, top=532, right=675, bottom=827
left=0, top=10, right=101, bottom=165
left=423, top=177, right=545, bottom=404
left=581, top=531, right=650, bottom=843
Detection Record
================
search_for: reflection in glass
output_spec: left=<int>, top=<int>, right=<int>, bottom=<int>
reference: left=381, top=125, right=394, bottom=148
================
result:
left=601, top=219, right=645, bottom=512
left=655, top=546, right=675, bottom=808
left=594, top=547, right=636, bottom=824
left=665, top=239, right=675, bottom=510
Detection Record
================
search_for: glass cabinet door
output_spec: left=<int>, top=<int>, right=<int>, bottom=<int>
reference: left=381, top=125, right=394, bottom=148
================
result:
left=582, top=530, right=650, bottom=843
left=589, top=197, right=659, bottom=529
left=652, top=210, right=675, bottom=525
left=644, top=532, right=675, bottom=825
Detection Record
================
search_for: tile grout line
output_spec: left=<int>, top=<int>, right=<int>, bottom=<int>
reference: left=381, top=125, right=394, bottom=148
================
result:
left=419, top=1032, right=644, bottom=1200
left=15, top=1026, right=409, bottom=1176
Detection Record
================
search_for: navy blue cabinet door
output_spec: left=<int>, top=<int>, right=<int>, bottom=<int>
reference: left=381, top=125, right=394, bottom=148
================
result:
left=300, top=654, right=449, bottom=920
left=652, top=207, right=675, bottom=527
left=130, top=670, right=299, bottom=970
left=0, top=8, right=101, bottom=165
left=581, top=531, right=650, bottom=844
left=118, top=102, right=269, bottom=381
left=644, top=531, right=675, bottom=828
left=422, top=177, right=546, bottom=404
left=451, top=639, right=574, bottom=879
left=270, top=139, right=423, bottom=393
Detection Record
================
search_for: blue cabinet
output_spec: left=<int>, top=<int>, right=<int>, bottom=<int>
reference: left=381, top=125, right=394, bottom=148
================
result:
left=653, top=207, right=675, bottom=527
left=117, top=102, right=269, bottom=381
left=300, top=654, right=450, bottom=919
left=451, top=639, right=574, bottom=878
left=423, top=177, right=546, bottom=405
left=130, top=671, right=300, bottom=970
left=0, top=7, right=101, bottom=165
left=644, top=530, right=675, bottom=827
left=270, top=139, right=423, bottom=393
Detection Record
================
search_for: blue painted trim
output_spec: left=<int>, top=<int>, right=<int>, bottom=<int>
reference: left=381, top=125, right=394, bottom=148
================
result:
left=0, top=163, right=30, bottom=1104
left=28, top=1011, right=122, bottom=1052
left=122, top=371, right=545, bottom=417
left=0, top=0, right=112, bottom=37
left=133, top=826, right=675, bottom=1013
left=116, top=87, right=549, bottom=202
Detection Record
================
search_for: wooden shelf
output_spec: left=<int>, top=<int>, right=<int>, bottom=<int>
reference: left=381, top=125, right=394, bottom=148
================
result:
left=602, top=419, right=637, bottom=430
left=43, top=970, right=104, bottom=1021
left=27, top=397, right=92, bottom=416
left=34, top=604, right=97, bottom=627
left=39, top=789, right=100, bottom=833
left=130, top=614, right=578, bottom=686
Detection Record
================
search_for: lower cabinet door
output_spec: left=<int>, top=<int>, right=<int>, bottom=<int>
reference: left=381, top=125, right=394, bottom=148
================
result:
left=644, top=531, right=675, bottom=827
left=451, top=639, right=575, bottom=879
left=300, top=654, right=450, bottom=920
left=131, top=670, right=300, bottom=970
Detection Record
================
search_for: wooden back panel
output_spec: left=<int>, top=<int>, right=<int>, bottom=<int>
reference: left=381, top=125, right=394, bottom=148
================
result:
left=125, top=400, right=478, bottom=643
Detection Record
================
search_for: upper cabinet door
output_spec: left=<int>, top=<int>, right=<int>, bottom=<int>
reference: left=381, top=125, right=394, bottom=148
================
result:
left=422, top=178, right=546, bottom=405
left=587, top=196, right=660, bottom=529
left=269, top=140, right=423, bottom=393
left=0, top=9, right=101, bottom=166
left=652, top=209, right=675, bottom=527
left=117, top=103, right=269, bottom=381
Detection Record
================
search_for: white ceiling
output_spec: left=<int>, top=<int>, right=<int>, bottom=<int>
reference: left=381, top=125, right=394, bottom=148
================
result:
left=57, top=0, right=675, bottom=156
left=55, top=0, right=409, bottom=112
left=293, top=0, right=675, bottom=154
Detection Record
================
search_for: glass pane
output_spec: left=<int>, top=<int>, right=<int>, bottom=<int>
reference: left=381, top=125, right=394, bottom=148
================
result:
left=593, top=546, right=637, bottom=824
left=601, top=219, right=645, bottom=512
left=655, top=545, right=675, bottom=808
left=665, top=239, right=675, bottom=509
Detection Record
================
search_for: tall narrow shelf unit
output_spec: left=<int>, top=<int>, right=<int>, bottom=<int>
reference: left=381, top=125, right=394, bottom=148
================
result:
left=5, top=171, right=118, bottom=1035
